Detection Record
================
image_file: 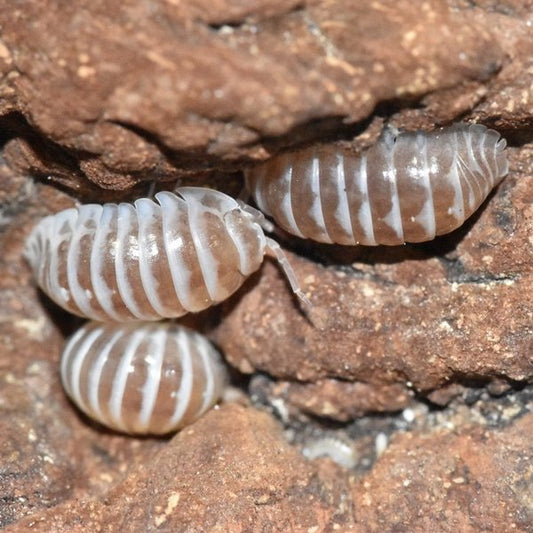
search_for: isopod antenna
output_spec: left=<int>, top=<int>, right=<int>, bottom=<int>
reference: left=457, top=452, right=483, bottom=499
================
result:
left=237, top=200, right=313, bottom=315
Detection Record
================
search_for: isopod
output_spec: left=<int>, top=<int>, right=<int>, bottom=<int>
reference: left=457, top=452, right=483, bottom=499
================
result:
left=25, top=187, right=308, bottom=322
left=60, top=321, right=228, bottom=435
left=245, top=123, right=509, bottom=245
left=302, top=435, right=357, bottom=469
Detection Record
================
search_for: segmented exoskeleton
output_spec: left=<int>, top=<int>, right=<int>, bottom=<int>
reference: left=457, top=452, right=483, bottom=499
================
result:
left=60, top=321, right=228, bottom=435
left=245, top=123, right=508, bottom=245
left=25, top=187, right=308, bottom=322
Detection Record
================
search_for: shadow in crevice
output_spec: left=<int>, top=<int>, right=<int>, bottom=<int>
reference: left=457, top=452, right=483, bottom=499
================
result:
left=0, top=111, right=81, bottom=169
left=0, top=111, right=129, bottom=203
left=204, top=1, right=305, bottom=30
left=36, top=290, right=85, bottom=340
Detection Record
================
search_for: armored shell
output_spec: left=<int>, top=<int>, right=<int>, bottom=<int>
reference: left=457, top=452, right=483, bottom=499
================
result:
left=246, top=123, right=509, bottom=245
left=25, top=188, right=268, bottom=322
left=60, top=321, right=228, bottom=435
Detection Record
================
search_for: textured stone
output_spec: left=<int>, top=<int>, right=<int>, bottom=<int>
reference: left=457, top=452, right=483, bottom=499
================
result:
left=352, top=408, right=533, bottom=532
left=0, top=0, right=504, bottom=191
left=6, top=397, right=533, bottom=532
left=6, top=405, right=354, bottom=532
left=250, top=376, right=413, bottom=421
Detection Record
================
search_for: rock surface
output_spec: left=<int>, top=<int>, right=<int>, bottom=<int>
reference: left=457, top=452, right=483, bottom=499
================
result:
left=0, top=0, right=506, bottom=193
left=0, top=0, right=532, bottom=530
left=351, top=402, right=533, bottom=532
left=6, top=405, right=352, bottom=532
left=6, top=402, right=533, bottom=532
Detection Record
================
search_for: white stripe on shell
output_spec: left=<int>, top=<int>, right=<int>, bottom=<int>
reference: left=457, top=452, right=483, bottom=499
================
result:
left=356, top=155, right=377, bottom=245
left=382, top=141, right=404, bottom=242
left=87, top=327, right=125, bottom=425
left=446, top=132, right=466, bottom=223
left=114, top=203, right=147, bottom=319
left=164, top=329, right=194, bottom=432
left=279, top=155, right=305, bottom=237
left=66, top=205, right=103, bottom=318
left=415, top=132, right=436, bottom=239
left=137, top=326, right=166, bottom=431
left=108, top=329, right=147, bottom=432
left=186, top=197, right=220, bottom=302
left=136, top=198, right=170, bottom=318
left=157, top=192, right=196, bottom=312
left=90, top=205, right=122, bottom=321
left=194, top=332, right=217, bottom=417
left=60, top=324, right=89, bottom=398
left=334, top=152, right=356, bottom=244
left=307, top=151, right=330, bottom=241
left=69, top=325, right=105, bottom=415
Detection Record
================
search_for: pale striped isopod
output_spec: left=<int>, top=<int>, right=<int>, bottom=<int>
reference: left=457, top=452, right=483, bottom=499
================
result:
left=60, top=321, right=228, bottom=434
left=245, top=123, right=509, bottom=245
left=25, top=187, right=308, bottom=322
left=302, top=436, right=357, bottom=469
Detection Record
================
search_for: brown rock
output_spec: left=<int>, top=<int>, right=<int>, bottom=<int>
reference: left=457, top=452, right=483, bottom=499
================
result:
left=353, top=409, right=533, bottom=532
left=0, top=0, right=504, bottom=190
left=7, top=404, right=355, bottom=532
left=251, top=376, right=413, bottom=421
left=1, top=0, right=532, bottom=530
left=469, top=5, right=533, bottom=131
left=6, top=394, right=533, bottom=532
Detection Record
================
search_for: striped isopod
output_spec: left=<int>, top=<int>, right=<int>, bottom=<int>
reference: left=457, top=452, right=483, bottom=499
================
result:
left=245, top=123, right=509, bottom=245
left=302, top=436, right=357, bottom=469
left=60, top=321, right=228, bottom=434
left=24, top=187, right=308, bottom=322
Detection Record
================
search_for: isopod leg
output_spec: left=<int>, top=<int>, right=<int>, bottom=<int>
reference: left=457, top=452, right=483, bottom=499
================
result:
left=265, top=237, right=312, bottom=309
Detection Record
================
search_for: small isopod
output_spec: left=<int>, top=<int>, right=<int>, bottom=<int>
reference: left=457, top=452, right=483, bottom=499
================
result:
left=60, top=321, right=228, bottom=435
left=302, top=435, right=357, bottom=469
left=245, top=123, right=509, bottom=245
left=25, top=187, right=308, bottom=322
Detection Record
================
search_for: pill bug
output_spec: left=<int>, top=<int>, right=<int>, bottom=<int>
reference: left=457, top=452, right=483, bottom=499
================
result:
left=25, top=187, right=308, bottom=322
left=245, top=123, right=509, bottom=245
left=302, top=436, right=357, bottom=469
left=60, top=321, right=228, bottom=435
